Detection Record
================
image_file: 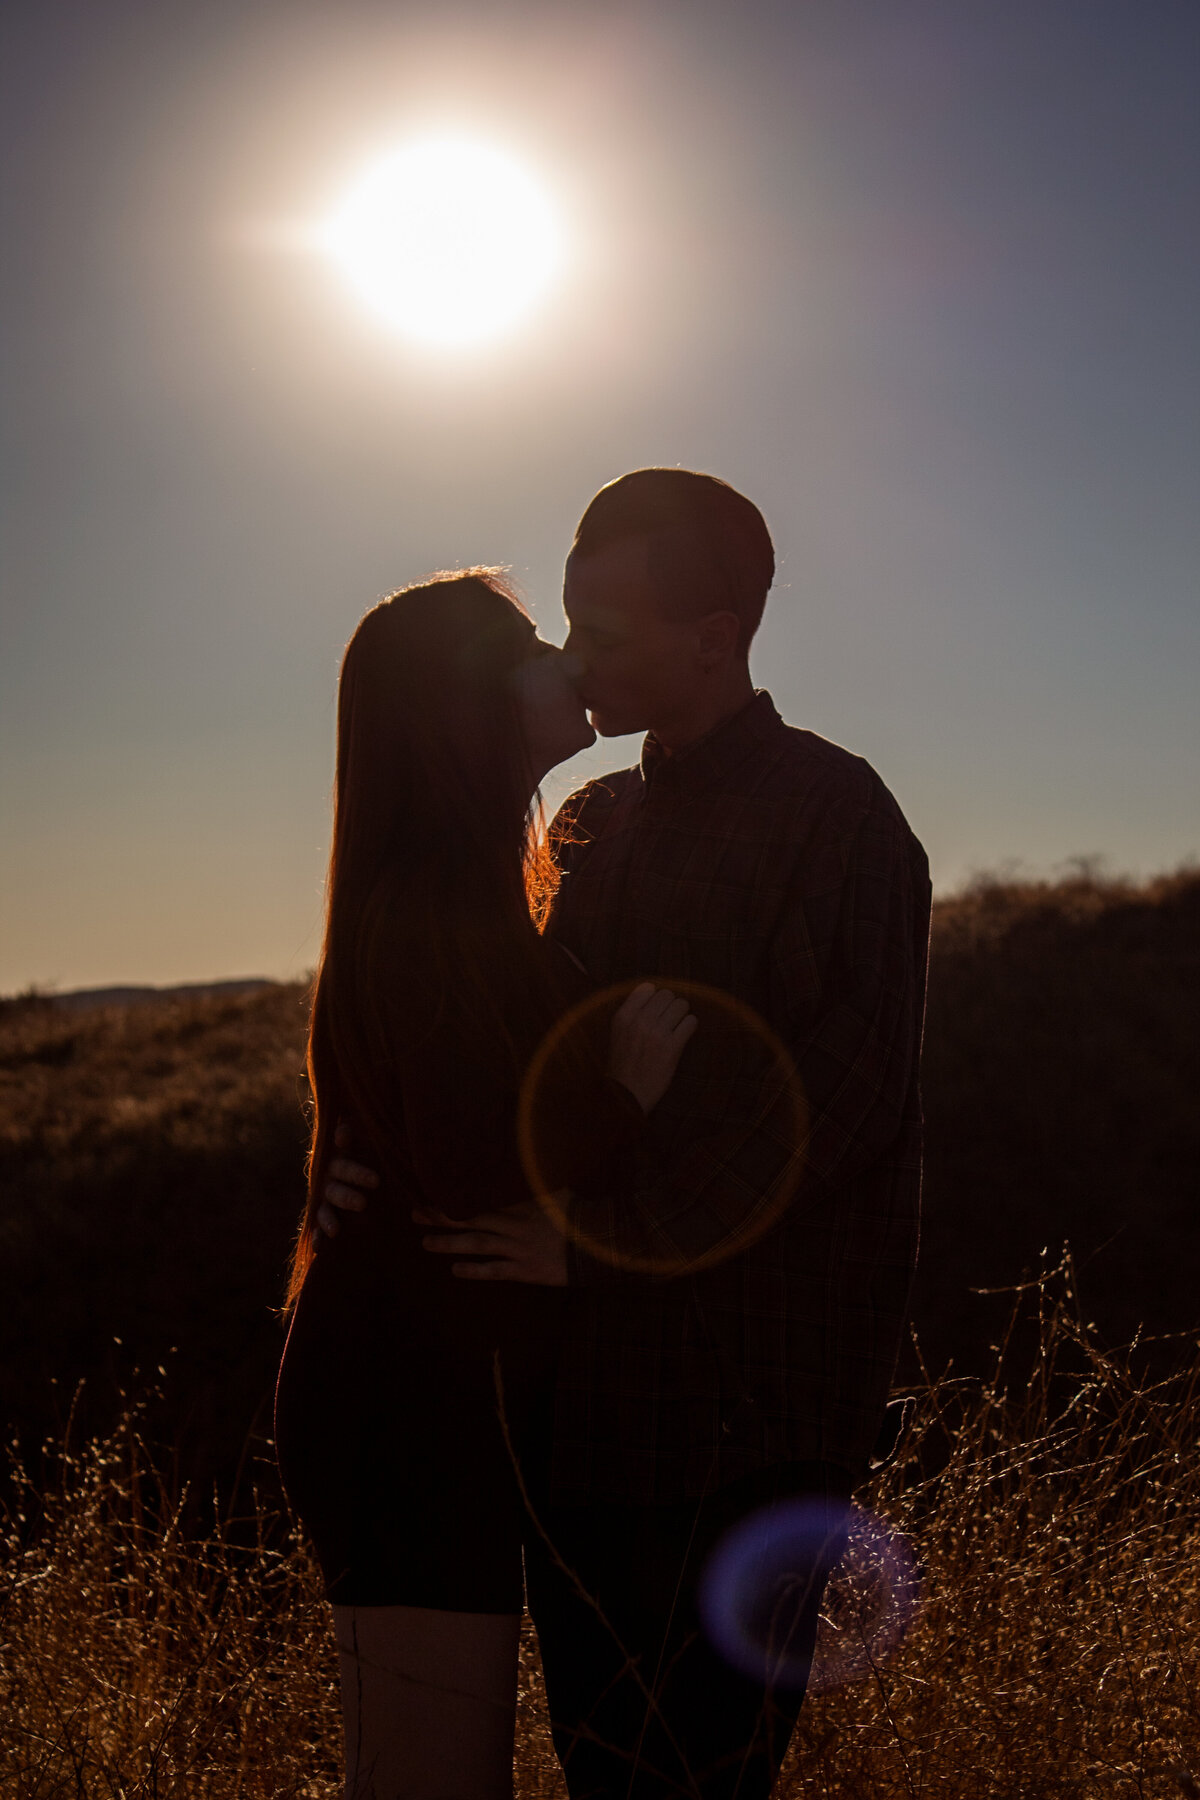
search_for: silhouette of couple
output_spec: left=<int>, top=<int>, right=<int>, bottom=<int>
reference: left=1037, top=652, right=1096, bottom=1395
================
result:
left=274, top=469, right=931, bottom=1800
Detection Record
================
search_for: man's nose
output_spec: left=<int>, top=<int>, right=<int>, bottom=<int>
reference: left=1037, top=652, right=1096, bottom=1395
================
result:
left=559, top=647, right=586, bottom=683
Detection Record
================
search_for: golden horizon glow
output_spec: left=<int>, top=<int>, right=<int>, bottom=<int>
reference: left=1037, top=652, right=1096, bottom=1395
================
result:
left=319, top=136, right=563, bottom=347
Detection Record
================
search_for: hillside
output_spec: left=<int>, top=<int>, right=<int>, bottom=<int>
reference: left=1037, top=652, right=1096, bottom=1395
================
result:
left=1, top=867, right=1197, bottom=1495
left=914, top=864, right=1200, bottom=1374
left=0, top=984, right=311, bottom=1494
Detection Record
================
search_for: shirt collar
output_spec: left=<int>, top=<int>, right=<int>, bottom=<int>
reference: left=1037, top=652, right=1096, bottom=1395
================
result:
left=639, top=690, right=784, bottom=799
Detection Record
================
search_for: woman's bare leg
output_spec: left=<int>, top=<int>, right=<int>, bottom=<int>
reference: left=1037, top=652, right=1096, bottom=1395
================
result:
left=331, top=1603, right=521, bottom=1800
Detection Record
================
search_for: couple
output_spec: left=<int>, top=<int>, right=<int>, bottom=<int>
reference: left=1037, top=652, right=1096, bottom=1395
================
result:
left=274, top=468, right=932, bottom=1800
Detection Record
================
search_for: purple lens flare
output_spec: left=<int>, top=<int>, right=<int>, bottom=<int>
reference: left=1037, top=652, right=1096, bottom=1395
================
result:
left=698, top=1499, right=921, bottom=1692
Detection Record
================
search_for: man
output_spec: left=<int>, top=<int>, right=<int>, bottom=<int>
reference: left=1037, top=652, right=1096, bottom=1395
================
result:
left=324, top=469, right=930, bottom=1799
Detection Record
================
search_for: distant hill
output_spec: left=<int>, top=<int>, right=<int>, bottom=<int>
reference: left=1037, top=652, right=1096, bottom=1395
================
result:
left=24, top=977, right=279, bottom=1013
left=1, top=868, right=1197, bottom=1501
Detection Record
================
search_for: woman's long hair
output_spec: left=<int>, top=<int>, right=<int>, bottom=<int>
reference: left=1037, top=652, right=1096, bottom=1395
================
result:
left=286, top=570, right=559, bottom=1309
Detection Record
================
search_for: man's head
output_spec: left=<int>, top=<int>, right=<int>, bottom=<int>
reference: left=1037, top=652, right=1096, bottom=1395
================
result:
left=563, top=469, right=774, bottom=743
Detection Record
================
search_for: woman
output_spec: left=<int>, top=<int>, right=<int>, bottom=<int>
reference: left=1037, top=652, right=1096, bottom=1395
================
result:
left=274, top=570, right=695, bottom=1800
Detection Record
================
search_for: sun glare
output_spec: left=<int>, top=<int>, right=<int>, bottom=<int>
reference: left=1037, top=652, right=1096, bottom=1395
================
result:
left=320, top=137, right=563, bottom=347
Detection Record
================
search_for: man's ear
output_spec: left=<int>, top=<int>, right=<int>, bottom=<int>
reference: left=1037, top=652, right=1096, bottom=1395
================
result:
left=694, top=610, right=741, bottom=670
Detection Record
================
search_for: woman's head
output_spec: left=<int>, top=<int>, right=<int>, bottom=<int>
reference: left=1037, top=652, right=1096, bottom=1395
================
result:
left=333, top=569, right=591, bottom=890
left=287, top=569, right=589, bottom=1307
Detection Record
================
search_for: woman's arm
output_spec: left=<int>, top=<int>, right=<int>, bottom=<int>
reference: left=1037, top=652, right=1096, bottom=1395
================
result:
left=413, top=984, right=698, bottom=1285
left=399, top=982, right=696, bottom=1220
left=320, top=983, right=697, bottom=1232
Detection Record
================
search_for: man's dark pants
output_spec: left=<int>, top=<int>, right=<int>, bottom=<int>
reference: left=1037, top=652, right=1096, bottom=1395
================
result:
left=525, top=1461, right=850, bottom=1800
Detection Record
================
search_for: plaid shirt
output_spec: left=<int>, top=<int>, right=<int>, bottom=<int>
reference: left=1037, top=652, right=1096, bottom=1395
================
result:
left=544, top=691, right=931, bottom=1503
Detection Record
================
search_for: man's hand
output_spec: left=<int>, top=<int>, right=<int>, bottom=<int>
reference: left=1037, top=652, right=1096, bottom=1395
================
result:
left=415, top=1199, right=569, bottom=1286
left=317, top=1127, right=380, bottom=1240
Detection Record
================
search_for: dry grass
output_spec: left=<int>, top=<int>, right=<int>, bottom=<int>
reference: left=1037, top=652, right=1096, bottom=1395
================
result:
left=785, top=1264, right=1200, bottom=1798
left=3, top=867, right=1197, bottom=1790
left=0, top=1402, right=339, bottom=1796
left=3, top=1268, right=1197, bottom=1798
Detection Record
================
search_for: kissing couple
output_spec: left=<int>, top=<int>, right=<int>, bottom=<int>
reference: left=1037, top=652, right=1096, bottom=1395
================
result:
left=274, top=467, right=931, bottom=1800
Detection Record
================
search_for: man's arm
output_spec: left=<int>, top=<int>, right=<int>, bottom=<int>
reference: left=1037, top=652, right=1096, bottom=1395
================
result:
left=562, top=802, right=931, bottom=1282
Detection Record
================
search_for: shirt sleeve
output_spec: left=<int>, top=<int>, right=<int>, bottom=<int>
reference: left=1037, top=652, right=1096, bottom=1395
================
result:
left=563, top=802, right=932, bottom=1282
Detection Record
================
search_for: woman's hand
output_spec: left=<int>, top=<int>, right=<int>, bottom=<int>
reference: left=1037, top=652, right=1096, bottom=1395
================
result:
left=608, top=982, right=698, bottom=1114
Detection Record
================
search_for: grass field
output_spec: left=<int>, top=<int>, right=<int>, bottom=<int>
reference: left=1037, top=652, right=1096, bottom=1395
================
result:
left=2, top=1268, right=1197, bottom=1798
left=2, top=867, right=1198, bottom=1794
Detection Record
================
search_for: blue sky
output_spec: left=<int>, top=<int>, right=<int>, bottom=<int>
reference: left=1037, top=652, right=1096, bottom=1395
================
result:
left=2, top=0, right=1197, bottom=988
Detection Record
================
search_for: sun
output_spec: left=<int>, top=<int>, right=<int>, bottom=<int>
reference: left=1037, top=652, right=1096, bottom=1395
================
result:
left=320, top=136, right=563, bottom=347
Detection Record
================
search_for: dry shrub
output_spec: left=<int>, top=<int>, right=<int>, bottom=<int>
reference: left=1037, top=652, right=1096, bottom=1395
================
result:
left=0, top=1398, right=340, bottom=1797
left=3, top=1267, right=1197, bottom=1797
left=915, top=864, right=1200, bottom=1374
left=0, top=984, right=311, bottom=1503
left=788, top=1262, right=1200, bottom=1798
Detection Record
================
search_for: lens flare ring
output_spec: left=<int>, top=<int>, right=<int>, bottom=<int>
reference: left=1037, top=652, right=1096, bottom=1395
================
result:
left=516, top=980, right=809, bottom=1277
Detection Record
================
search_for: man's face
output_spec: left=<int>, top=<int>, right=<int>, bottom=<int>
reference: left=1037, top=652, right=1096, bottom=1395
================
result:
left=562, top=535, right=709, bottom=739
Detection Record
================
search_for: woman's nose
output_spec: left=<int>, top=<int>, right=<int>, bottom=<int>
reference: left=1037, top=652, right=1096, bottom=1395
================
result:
left=558, top=650, right=586, bottom=683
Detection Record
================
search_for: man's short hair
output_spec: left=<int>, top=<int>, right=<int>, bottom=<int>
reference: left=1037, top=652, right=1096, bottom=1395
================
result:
left=569, top=469, right=775, bottom=654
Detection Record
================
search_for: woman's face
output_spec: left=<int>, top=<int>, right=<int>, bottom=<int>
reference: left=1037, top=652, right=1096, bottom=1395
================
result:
left=512, top=634, right=596, bottom=781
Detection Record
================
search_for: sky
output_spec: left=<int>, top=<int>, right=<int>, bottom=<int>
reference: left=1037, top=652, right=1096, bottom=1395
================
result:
left=2, top=0, right=1197, bottom=991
